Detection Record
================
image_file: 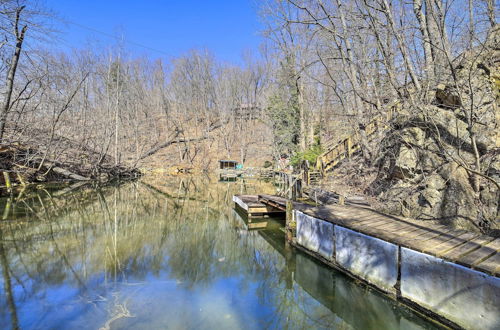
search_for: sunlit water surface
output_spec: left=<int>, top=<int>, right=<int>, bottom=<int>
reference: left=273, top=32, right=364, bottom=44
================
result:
left=0, top=177, right=442, bottom=329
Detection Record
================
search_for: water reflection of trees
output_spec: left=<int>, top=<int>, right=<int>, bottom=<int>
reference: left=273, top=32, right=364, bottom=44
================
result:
left=0, top=177, right=287, bottom=327
left=0, top=177, right=438, bottom=329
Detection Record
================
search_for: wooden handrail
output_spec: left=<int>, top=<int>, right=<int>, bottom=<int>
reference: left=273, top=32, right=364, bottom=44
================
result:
left=275, top=170, right=304, bottom=199
left=316, top=103, right=399, bottom=174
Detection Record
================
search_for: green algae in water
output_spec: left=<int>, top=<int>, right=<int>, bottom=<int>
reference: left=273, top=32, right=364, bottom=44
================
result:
left=0, top=177, right=443, bottom=329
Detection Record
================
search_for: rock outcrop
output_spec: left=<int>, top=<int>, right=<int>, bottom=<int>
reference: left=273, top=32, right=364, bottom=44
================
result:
left=372, top=25, right=500, bottom=234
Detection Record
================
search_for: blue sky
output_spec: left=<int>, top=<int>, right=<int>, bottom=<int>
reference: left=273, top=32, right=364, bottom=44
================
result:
left=45, top=0, right=264, bottom=63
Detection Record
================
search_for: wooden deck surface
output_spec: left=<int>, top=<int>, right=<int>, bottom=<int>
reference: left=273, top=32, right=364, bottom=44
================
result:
left=258, top=194, right=288, bottom=211
left=234, top=195, right=285, bottom=218
left=258, top=195, right=500, bottom=277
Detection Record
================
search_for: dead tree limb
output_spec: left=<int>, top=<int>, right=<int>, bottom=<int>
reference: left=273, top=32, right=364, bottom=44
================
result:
left=139, top=120, right=225, bottom=160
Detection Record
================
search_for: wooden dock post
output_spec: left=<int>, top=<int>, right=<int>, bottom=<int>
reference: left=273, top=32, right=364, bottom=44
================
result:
left=347, top=136, right=352, bottom=159
left=3, top=172, right=12, bottom=194
left=285, top=200, right=294, bottom=242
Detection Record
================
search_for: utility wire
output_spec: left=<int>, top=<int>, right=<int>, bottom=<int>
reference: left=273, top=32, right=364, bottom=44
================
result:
left=56, top=17, right=175, bottom=57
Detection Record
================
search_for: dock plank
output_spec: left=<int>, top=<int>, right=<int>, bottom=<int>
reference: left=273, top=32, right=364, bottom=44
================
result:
left=457, top=238, right=500, bottom=267
left=348, top=216, right=392, bottom=227
left=234, top=195, right=286, bottom=217
left=347, top=222, right=401, bottom=241
left=358, top=226, right=413, bottom=243
left=441, top=236, right=496, bottom=261
left=394, top=226, right=438, bottom=241
left=424, top=232, right=479, bottom=256
left=397, top=227, right=460, bottom=249
left=356, top=220, right=412, bottom=236
left=374, top=223, right=437, bottom=244
left=474, top=252, right=500, bottom=276
left=258, top=194, right=288, bottom=207
left=388, top=225, right=425, bottom=239
left=418, top=229, right=468, bottom=248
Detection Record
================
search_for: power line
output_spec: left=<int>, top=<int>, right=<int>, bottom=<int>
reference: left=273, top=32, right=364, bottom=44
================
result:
left=57, top=17, right=175, bottom=57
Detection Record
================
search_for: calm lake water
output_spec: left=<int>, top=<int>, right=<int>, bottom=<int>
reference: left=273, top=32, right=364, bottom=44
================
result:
left=0, top=176, right=442, bottom=329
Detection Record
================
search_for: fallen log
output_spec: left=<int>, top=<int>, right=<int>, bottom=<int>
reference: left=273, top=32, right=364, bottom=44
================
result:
left=139, top=136, right=210, bottom=160
left=41, top=161, right=90, bottom=181
left=53, top=181, right=89, bottom=196
left=139, top=120, right=226, bottom=160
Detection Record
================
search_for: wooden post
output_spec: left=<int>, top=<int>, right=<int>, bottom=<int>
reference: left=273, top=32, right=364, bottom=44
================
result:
left=303, top=161, right=309, bottom=186
left=3, top=172, right=12, bottom=194
left=2, top=196, right=11, bottom=219
left=282, top=172, right=285, bottom=195
left=281, top=172, right=284, bottom=196
left=285, top=200, right=294, bottom=242
left=296, top=179, right=299, bottom=199
left=278, top=172, right=282, bottom=196
left=284, top=199, right=296, bottom=286
left=347, top=136, right=352, bottom=159
left=288, top=173, right=293, bottom=200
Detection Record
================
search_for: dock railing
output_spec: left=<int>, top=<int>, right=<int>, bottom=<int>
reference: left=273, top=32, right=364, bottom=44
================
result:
left=275, top=171, right=303, bottom=200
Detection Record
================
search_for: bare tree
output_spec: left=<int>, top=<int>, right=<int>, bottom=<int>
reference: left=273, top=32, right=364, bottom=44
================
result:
left=0, top=3, right=27, bottom=142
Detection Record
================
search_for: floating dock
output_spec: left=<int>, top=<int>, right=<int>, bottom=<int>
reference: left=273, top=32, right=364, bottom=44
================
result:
left=232, top=195, right=285, bottom=218
left=257, top=194, right=288, bottom=211
left=238, top=194, right=500, bottom=330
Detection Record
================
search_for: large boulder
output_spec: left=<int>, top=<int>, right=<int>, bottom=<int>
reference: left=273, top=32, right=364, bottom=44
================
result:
left=439, top=163, right=479, bottom=231
left=373, top=24, right=499, bottom=233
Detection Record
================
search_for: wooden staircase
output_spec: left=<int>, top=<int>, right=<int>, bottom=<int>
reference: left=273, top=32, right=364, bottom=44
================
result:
left=315, top=104, right=398, bottom=175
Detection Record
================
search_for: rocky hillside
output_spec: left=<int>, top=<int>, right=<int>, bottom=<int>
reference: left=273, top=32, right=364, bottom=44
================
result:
left=371, top=25, right=499, bottom=234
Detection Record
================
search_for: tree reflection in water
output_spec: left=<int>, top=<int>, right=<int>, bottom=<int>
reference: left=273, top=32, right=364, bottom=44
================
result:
left=0, top=177, right=441, bottom=329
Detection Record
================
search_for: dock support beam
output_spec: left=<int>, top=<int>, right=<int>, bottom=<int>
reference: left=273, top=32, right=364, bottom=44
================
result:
left=285, top=200, right=294, bottom=242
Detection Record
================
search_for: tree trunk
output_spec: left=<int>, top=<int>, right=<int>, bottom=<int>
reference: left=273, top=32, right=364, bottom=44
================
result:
left=0, top=7, right=27, bottom=143
left=336, top=0, right=373, bottom=161
left=468, top=0, right=475, bottom=46
left=307, top=112, right=315, bottom=147
left=425, top=0, right=451, bottom=78
left=382, top=0, right=421, bottom=91
left=486, top=0, right=496, bottom=27
left=296, top=75, right=306, bottom=152
left=413, top=0, right=435, bottom=88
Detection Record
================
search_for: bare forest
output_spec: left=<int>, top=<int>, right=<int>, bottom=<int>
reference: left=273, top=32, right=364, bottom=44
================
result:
left=0, top=0, right=498, bottom=231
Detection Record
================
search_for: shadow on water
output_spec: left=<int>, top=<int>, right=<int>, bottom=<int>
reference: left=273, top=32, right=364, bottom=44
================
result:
left=0, top=176, right=442, bottom=329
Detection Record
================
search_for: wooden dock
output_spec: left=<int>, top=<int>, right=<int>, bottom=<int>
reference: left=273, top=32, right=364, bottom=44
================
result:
left=219, top=169, right=243, bottom=178
left=296, top=203, right=499, bottom=276
left=236, top=193, right=500, bottom=276
left=251, top=194, right=500, bottom=329
left=233, top=195, right=285, bottom=218
left=257, top=194, right=288, bottom=211
left=255, top=194, right=500, bottom=277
